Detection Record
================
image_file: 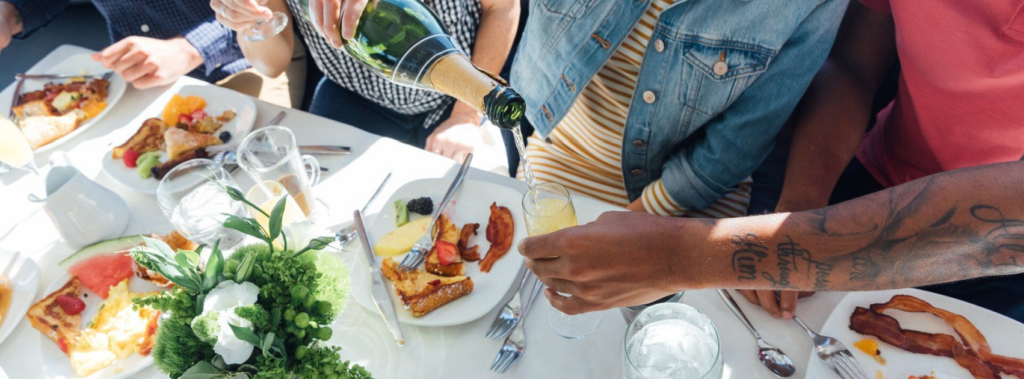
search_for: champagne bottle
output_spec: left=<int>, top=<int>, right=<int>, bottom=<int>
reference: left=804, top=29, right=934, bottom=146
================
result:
left=301, top=0, right=525, bottom=129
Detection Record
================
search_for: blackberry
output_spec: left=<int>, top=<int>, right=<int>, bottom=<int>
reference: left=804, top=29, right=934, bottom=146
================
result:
left=219, top=131, right=232, bottom=143
left=407, top=197, right=434, bottom=215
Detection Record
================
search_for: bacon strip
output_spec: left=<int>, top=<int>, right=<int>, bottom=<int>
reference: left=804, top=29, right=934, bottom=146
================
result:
left=850, top=307, right=998, bottom=379
left=480, top=203, right=514, bottom=273
left=871, top=295, right=1024, bottom=378
left=458, top=223, right=481, bottom=261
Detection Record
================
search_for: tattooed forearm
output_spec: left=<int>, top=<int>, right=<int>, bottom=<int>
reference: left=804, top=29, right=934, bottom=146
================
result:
left=730, top=234, right=769, bottom=282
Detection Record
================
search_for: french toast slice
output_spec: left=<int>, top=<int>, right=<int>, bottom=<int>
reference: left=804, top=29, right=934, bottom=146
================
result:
left=381, top=258, right=473, bottom=317
left=19, top=113, right=78, bottom=150
left=424, top=215, right=465, bottom=277
left=164, top=127, right=221, bottom=160
left=112, top=118, right=170, bottom=158
left=27, top=276, right=82, bottom=354
left=12, top=99, right=60, bottom=119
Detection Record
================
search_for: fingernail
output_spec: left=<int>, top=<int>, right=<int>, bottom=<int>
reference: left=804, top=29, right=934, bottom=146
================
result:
left=783, top=311, right=794, bottom=319
left=517, top=239, right=526, bottom=253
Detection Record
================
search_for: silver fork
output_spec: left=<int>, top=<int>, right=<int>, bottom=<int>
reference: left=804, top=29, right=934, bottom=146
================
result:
left=793, top=315, right=868, bottom=379
left=490, top=281, right=543, bottom=373
left=398, top=153, right=473, bottom=271
left=486, top=273, right=542, bottom=340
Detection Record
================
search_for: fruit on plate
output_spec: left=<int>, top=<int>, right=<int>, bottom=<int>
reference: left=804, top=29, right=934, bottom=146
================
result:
left=480, top=203, right=515, bottom=273
left=136, top=151, right=162, bottom=179
left=854, top=338, right=887, bottom=365
left=394, top=199, right=409, bottom=227
left=407, top=197, right=434, bottom=215
left=161, top=95, right=206, bottom=126
left=69, top=279, right=160, bottom=377
left=164, top=127, right=222, bottom=159
left=381, top=257, right=473, bottom=317
left=59, top=235, right=146, bottom=299
left=375, top=217, right=432, bottom=257
left=425, top=215, right=464, bottom=277
left=27, top=277, right=82, bottom=354
left=112, top=118, right=170, bottom=159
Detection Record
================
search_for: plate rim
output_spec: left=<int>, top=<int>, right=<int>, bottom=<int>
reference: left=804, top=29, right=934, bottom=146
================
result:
left=350, top=177, right=527, bottom=327
left=0, top=256, right=40, bottom=346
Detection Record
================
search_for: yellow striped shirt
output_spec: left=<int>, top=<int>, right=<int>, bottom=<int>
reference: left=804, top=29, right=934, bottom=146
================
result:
left=519, top=0, right=752, bottom=218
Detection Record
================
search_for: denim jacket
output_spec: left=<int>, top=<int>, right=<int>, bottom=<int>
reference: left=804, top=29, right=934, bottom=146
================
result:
left=512, top=0, right=848, bottom=210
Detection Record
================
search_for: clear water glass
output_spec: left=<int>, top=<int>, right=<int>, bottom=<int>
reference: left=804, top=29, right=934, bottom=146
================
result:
left=157, top=159, right=249, bottom=248
left=522, top=182, right=603, bottom=339
left=236, top=126, right=323, bottom=221
left=623, top=303, right=723, bottom=379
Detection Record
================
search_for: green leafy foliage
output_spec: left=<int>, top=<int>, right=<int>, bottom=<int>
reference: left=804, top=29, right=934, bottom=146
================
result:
left=191, top=311, right=221, bottom=344
left=151, top=314, right=216, bottom=378
left=234, top=304, right=271, bottom=329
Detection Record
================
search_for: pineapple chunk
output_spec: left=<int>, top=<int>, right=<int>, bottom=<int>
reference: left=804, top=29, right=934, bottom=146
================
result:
left=375, top=217, right=432, bottom=257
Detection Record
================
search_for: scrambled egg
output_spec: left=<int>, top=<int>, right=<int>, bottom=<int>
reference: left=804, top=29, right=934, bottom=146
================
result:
left=69, top=279, right=158, bottom=377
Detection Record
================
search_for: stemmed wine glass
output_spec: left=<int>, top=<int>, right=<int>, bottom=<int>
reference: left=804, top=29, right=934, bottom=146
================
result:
left=224, top=0, right=289, bottom=41
left=0, top=115, right=42, bottom=175
left=522, top=182, right=603, bottom=339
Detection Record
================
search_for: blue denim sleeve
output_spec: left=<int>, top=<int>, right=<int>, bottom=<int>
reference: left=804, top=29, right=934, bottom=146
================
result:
left=660, top=0, right=849, bottom=211
left=181, top=16, right=244, bottom=78
left=5, top=0, right=72, bottom=38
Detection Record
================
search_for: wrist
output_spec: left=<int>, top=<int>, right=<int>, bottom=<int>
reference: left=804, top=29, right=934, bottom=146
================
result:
left=451, top=103, right=483, bottom=125
left=665, top=217, right=716, bottom=291
left=172, top=35, right=205, bottom=70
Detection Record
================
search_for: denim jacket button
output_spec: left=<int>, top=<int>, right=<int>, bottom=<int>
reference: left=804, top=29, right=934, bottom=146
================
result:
left=642, top=91, right=656, bottom=104
left=631, top=168, right=644, bottom=176
left=632, top=139, right=645, bottom=148
left=654, top=39, right=665, bottom=53
left=713, top=61, right=729, bottom=76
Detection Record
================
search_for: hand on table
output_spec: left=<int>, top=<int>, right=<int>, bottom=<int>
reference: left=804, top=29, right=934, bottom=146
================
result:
left=425, top=107, right=482, bottom=163
left=210, top=0, right=274, bottom=32
left=306, top=0, right=368, bottom=48
left=91, top=36, right=203, bottom=89
left=518, top=211, right=704, bottom=315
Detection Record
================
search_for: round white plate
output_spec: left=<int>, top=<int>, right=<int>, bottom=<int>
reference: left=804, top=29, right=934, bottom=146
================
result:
left=0, top=52, right=128, bottom=154
left=806, top=288, right=1024, bottom=379
left=350, top=178, right=527, bottom=327
left=0, top=251, right=40, bottom=346
left=101, top=84, right=257, bottom=195
left=38, top=271, right=167, bottom=379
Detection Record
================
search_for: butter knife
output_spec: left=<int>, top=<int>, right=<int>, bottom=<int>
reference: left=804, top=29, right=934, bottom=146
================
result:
left=354, top=209, right=406, bottom=346
left=299, top=145, right=351, bottom=155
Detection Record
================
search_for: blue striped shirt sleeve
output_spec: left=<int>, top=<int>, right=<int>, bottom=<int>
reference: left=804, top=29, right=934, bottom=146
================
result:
left=180, top=16, right=242, bottom=78
left=4, top=0, right=72, bottom=38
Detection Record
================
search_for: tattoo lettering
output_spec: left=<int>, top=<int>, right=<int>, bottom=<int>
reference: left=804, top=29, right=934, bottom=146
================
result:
left=850, top=256, right=880, bottom=282
left=761, top=236, right=833, bottom=290
left=730, top=234, right=768, bottom=282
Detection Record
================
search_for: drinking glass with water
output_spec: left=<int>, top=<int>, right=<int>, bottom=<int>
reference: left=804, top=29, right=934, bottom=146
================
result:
left=157, top=159, right=250, bottom=248
left=623, top=303, right=723, bottom=379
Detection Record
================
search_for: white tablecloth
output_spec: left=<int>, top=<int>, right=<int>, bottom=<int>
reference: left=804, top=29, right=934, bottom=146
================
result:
left=0, top=45, right=847, bottom=379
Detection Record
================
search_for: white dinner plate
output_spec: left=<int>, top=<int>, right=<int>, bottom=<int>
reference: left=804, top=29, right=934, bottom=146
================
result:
left=38, top=271, right=167, bottom=379
left=0, top=52, right=127, bottom=154
left=807, top=289, right=1024, bottom=379
left=0, top=251, right=40, bottom=346
left=350, top=178, right=527, bottom=327
left=101, top=84, right=257, bottom=195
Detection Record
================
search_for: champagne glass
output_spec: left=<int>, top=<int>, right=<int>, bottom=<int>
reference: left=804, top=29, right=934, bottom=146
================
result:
left=236, top=1, right=288, bottom=42
left=157, top=159, right=250, bottom=248
left=236, top=126, right=325, bottom=221
left=522, top=182, right=603, bottom=339
left=0, top=115, right=41, bottom=175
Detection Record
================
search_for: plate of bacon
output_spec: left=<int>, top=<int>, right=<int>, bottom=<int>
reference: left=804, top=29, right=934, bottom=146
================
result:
left=810, top=289, right=1024, bottom=379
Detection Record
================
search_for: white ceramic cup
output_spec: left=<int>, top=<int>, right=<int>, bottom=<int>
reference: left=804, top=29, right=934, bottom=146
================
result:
left=32, top=152, right=130, bottom=247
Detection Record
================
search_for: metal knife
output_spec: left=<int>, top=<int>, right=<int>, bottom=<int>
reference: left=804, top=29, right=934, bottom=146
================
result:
left=15, top=72, right=113, bottom=80
left=354, top=209, right=406, bottom=346
left=300, top=145, right=351, bottom=155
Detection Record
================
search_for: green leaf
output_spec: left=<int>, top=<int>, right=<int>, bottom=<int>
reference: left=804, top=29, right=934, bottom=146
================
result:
left=140, top=236, right=175, bottom=258
left=179, top=361, right=225, bottom=379
left=235, top=252, right=256, bottom=283
left=292, top=236, right=336, bottom=258
left=260, top=332, right=275, bottom=358
left=194, top=243, right=207, bottom=257
left=175, top=251, right=196, bottom=269
left=229, top=323, right=261, bottom=347
left=270, top=336, right=287, bottom=360
left=203, top=239, right=225, bottom=292
left=268, top=195, right=288, bottom=241
left=195, top=293, right=206, bottom=315
left=131, top=245, right=202, bottom=292
left=222, top=215, right=268, bottom=241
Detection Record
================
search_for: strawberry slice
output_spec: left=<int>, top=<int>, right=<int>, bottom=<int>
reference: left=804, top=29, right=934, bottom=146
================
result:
left=56, top=294, right=85, bottom=315
left=190, top=109, right=208, bottom=121
left=123, top=149, right=140, bottom=168
left=436, top=241, right=460, bottom=266
left=57, top=337, right=70, bottom=354
left=428, top=280, right=441, bottom=286
left=178, top=113, right=193, bottom=125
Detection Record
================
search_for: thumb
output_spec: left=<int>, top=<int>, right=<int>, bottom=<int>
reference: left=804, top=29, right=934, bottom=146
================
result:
left=91, top=52, right=102, bottom=61
left=518, top=230, right=565, bottom=260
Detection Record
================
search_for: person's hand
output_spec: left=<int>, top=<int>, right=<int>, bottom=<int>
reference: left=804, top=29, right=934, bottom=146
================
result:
left=425, top=107, right=482, bottom=163
left=0, top=2, right=24, bottom=53
left=307, top=0, right=368, bottom=48
left=210, top=0, right=274, bottom=32
left=91, top=36, right=204, bottom=90
left=518, top=211, right=707, bottom=315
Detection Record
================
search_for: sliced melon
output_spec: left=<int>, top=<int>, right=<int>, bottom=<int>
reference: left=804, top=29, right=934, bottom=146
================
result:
left=375, top=217, right=432, bottom=257
left=59, top=235, right=147, bottom=271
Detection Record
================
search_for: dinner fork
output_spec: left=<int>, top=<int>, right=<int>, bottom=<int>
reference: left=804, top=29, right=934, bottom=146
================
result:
left=792, top=312, right=868, bottom=379
left=487, top=273, right=543, bottom=340
left=398, top=153, right=473, bottom=271
left=490, top=280, right=543, bottom=373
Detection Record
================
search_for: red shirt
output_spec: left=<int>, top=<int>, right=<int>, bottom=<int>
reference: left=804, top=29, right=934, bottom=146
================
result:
left=856, top=0, right=1024, bottom=187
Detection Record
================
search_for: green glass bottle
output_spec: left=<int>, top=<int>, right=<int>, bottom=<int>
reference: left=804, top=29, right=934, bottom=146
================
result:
left=300, top=0, right=525, bottom=129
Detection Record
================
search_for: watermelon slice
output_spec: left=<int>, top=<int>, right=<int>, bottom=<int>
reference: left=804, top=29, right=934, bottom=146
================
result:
left=60, top=235, right=146, bottom=299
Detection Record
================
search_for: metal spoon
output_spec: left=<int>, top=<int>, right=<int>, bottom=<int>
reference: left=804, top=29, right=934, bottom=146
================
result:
left=717, top=289, right=797, bottom=377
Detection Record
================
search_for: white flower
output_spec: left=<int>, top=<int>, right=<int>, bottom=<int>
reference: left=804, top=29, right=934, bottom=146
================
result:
left=201, top=281, right=260, bottom=364
left=282, top=220, right=330, bottom=251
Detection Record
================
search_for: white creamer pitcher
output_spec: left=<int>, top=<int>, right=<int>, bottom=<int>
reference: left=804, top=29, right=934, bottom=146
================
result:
left=30, top=152, right=129, bottom=247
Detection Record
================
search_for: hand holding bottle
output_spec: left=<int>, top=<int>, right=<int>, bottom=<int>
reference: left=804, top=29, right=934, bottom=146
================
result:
left=307, top=0, right=368, bottom=48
